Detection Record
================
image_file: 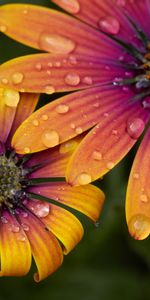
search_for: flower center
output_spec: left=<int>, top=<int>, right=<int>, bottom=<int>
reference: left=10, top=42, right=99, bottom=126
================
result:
left=0, top=153, right=25, bottom=208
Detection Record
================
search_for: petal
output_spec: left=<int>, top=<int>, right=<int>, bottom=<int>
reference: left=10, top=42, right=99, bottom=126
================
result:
left=126, top=128, right=150, bottom=240
left=27, top=136, right=82, bottom=178
left=29, top=182, right=105, bottom=222
left=52, top=0, right=150, bottom=42
left=27, top=200, right=84, bottom=254
left=0, top=211, right=31, bottom=276
left=66, top=101, right=149, bottom=185
left=6, top=93, right=39, bottom=147
left=0, top=88, right=20, bottom=143
left=0, top=4, right=123, bottom=58
left=0, top=53, right=126, bottom=93
left=12, top=86, right=135, bottom=154
left=18, top=210, right=63, bottom=282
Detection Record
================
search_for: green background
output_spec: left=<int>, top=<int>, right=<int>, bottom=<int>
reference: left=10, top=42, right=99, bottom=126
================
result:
left=0, top=1, right=150, bottom=299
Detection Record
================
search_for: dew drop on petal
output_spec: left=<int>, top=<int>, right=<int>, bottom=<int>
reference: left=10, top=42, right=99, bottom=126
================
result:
left=76, top=172, right=92, bottom=185
left=82, top=76, right=93, bottom=85
left=70, top=123, right=76, bottom=129
left=41, top=114, right=49, bottom=121
left=21, top=223, right=29, bottom=231
left=44, top=85, right=55, bottom=94
left=98, top=16, right=120, bottom=35
left=92, top=150, right=102, bottom=161
left=39, top=33, right=76, bottom=54
left=57, top=0, right=80, bottom=14
left=24, top=147, right=31, bottom=154
left=29, top=201, right=50, bottom=218
left=68, top=55, right=77, bottom=65
left=140, top=193, right=148, bottom=203
left=126, top=118, right=145, bottom=139
left=1, top=216, right=8, bottom=224
left=10, top=224, right=20, bottom=233
left=32, top=119, right=39, bottom=126
left=107, top=161, right=115, bottom=170
left=11, top=72, right=24, bottom=84
left=35, top=63, right=42, bottom=71
left=41, top=130, right=60, bottom=147
left=56, top=104, right=70, bottom=114
left=1, top=77, right=8, bottom=84
left=3, top=89, right=20, bottom=107
left=65, top=73, right=80, bottom=86
left=133, top=172, right=139, bottom=179
left=59, top=140, right=77, bottom=153
left=128, top=215, right=150, bottom=240
left=17, top=234, right=26, bottom=242
left=75, top=127, right=83, bottom=134
left=0, top=25, right=7, bottom=32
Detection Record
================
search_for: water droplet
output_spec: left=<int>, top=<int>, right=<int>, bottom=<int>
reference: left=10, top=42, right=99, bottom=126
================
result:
left=93, top=102, right=100, bottom=108
left=1, top=77, right=8, bottom=84
left=35, top=63, right=42, bottom=70
left=22, top=211, right=28, bottom=218
left=44, top=85, right=55, bottom=94
left=103, top=112, right=109, bottom=117
left=112, top=129, right=118, bottom=135
left=126, top=118, right=145, bottom=139
left=57, top=0, right=80, bottom=14
left=113, top=77, right=123, bottom=85
left=21, top=223, right=29, bottom=231
left=142, top=96, right=150, bottom=109
left=56, top=104, right=70, bottom=114
left=41, top=114, right=49, bottom=121
left=128, top=214, right=150, bottom=240
left=29, top=201, right=50, bottom=218
left=32, top=119, right=39, bottom=126
left=39, top=33, right=76, bottom=54
left=41, top=130, right=60, bottom=147
left=70, top=123, right=76, bottom=129
left=17, top=234, right=26, bottom=242
left=68, top=55, right=77, bottom=65
left=11, top=224, right=20, bottom=233
left=24, top=147, right=31, bottom=154
left=1, top=216, right=8, bottom=224
left=98, top=16, right=120, bottom=35
left=0, top=25, right=7, bottom=32
left=93, top=151, right=102, bottom=161
left=133, top=172, right=139, bottom=179
left=54, top=61, right=61, bottom=67
left=59, top=140, right=77, bottom=153
left=11, top=72, right=24, bottom=84
left=76, top=172, right=92, bottom=185
left=122, top=86, right=129, bottom=92
left=3, top=88, right=20, bottom=107
left=75, top=127, right=83, bottom=134
left=82, top=76, right=93, bottom=85
left=140, top=193, right=148, bottom=203
left=65, top=73, right=80, bottom=86
left=107, top=161, right=115, bottom=170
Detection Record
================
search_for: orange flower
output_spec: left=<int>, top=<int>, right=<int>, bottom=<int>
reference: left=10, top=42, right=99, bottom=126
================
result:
left=0, top=88, right=104, bottom=281
left=0, top=1, right=150, bottom=240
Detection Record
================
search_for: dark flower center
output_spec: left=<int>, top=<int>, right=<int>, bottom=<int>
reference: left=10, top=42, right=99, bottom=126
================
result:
left=0, top=151, right=28, bottom=210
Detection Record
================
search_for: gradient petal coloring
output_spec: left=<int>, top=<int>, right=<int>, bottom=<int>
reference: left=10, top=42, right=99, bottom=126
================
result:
left=0, top=211, right=31, bottom=277
left=126, top=127, right=150, bottom=240
left=29, top=182, right=105, bottom=222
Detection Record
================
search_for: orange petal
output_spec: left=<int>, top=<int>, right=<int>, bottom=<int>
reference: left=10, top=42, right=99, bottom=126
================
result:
left=0, top=53, right=124, bottom=93
left=29, top=182, right=105, bottom=222
left=66, top=102, right=149, bottom=185
left=12, top=86, right=131, bottom=154
left=18, top=210, right=63, bottom=282
left=27, top=200, right=84, bottom=254
left=0, top=211, right=31, bottom=276
left=126, top=128, right=150, bottom=240
left=0, top=4, right=122, bottom=58
left=27, top=136, right=82, bottom=178
left=0, top=88, right=20, bottom=143
left=7, top=93, right=39, bottom=147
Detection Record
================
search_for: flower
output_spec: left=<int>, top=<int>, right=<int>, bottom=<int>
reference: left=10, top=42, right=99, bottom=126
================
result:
left=0, top=87, right=104, bottom=281
left=0, top=1, right=150, bottom=240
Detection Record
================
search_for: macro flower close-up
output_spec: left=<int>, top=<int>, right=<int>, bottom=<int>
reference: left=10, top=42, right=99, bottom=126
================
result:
left=0, top=0, right=150, bottom=241
left=0, top=87, right=104, bottom=281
